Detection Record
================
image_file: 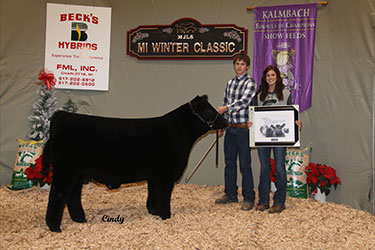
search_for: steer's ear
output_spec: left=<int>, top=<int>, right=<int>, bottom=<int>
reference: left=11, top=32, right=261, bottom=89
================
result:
left=191, top=95, right=200, bottom=104
left=191, top=95, right=208, bottom=107
left=194, top=95, right=210, bottom=112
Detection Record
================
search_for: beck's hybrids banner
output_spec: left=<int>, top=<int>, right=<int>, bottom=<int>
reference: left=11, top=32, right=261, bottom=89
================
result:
left=44, top=3, right=112, bottom=91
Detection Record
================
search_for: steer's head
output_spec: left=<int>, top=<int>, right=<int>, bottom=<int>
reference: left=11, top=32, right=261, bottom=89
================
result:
left=189, top=95, right=227, bottom=130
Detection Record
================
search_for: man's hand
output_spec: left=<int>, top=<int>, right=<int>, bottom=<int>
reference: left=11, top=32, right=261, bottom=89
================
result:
left=217, top=106, right=228, bottom=115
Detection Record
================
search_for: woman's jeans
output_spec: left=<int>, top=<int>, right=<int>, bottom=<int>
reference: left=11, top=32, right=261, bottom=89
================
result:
left=224, top=127, right=255, bottom=202
left=258, top=147, right=287, bottom=207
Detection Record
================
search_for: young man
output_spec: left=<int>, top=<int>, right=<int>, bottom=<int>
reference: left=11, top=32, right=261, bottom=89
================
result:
left=216, top=54, right=257, bottom=210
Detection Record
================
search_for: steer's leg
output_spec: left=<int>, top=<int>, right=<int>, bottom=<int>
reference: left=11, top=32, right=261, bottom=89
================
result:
left=46, top=171, right=77, bottom=232
left=147, top=180, right=158, bottom=216
left=67, top=173, right=87, bottom=223
left=46, top=181, right=68, bottom=232
left=157, top=180, right=174, bottom=220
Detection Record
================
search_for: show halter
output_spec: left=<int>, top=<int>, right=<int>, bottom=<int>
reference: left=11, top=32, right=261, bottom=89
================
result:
left=188, top=101, right=220, bottom=129
left=185, top=101, right=222, bottom=183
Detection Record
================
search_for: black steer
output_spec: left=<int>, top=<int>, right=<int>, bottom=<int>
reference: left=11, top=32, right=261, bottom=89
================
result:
left=42, top=95, right=227, bottom=232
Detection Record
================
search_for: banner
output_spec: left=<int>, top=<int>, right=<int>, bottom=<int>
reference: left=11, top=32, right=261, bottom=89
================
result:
left=44, top=3, right=112, bottom=91
left=253, top=3, right=318, bottom=112
left=127, top=18, right=247, bottom=60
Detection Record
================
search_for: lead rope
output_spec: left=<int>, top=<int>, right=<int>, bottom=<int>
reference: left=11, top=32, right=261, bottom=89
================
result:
left=216, top=129, right=219, bottom=168
left=185, top=139, right=217, bottom=183
left=185, top=102, right=222, bottom=182
left=184, top=131, right=221, bottom=182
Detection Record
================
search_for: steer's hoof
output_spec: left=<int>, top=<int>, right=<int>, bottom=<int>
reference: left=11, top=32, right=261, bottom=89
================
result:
left=46, top=219, right=62, bottom=232
left=47, top=224, right=62, bottom=232
left=159, top=212, right=171, bottom=220
left=147, top=207, right=158, bottom=216
left=72, top=216, right=87, bottom=223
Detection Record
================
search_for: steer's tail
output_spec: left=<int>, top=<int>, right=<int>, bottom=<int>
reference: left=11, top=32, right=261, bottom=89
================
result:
left=41, top=140, right=53, bottom=183
left=41, top=111, right=62, bottom=183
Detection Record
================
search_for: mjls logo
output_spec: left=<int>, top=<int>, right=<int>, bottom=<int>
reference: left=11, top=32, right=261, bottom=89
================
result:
left=71, top=22, right=88, bottom=41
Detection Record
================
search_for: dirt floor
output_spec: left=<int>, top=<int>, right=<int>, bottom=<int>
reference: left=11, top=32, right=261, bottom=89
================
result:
left=1, top=182, right=374, bottom=249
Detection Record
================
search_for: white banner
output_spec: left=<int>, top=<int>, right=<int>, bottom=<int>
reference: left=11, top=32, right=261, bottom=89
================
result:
left=45, top=3, right=111, bottom=91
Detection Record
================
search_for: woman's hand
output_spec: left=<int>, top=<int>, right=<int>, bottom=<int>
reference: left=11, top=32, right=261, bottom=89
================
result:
left=295, top=120, right=302, bottom=130
left=247, top=121, right=253, bottom=128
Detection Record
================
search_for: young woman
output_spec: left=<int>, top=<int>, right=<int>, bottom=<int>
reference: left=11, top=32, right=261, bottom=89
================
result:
left=252, top=65, right=302, bottom=213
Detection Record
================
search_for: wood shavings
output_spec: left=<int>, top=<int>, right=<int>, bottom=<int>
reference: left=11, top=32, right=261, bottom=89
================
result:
left=1, top=183, right=374, bottom=249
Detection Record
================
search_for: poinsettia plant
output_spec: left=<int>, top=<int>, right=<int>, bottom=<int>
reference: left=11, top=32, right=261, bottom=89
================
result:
left=270, top=158, right=277, bottom=183
left=25, top=155, right=52, bottom=187
left=305, top=162, right=341, bottom=196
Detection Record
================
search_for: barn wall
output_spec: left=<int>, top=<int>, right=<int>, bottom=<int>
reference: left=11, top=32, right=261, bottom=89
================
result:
left=1, top=0, right=374, bottom=213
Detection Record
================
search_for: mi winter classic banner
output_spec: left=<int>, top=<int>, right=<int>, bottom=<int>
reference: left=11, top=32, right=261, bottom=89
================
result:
left=253, top=3, right=318, bottom=112
left=44, top=4, right=112, bottom=91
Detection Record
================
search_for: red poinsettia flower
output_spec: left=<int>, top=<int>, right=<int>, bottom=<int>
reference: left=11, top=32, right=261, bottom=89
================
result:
left=43, top=170, right=53, bottom=184
left=311, top=166, right=320, bottom=177
left=34, top=156, right=43, bottom=169
left=307, top=162, right=318, bottom=168
left=270, top=158, right=277, bottom=183
left=25, top=166, right=38, bottom=179
left=25, top=154, right=53, bottom=186
left=305, top=172, right=311, bottom=183
left=330, top=176, right=342, bottom=185
left=310, top=176, right=319, bottom=185
left=322, top=166, right=336, bottom=179
left=336, top=177, right=342, bottom=185
left=318, top=165, right=327, bottom=175
left=320, top=180, right=328, bottom=187
left=305, top=162, right=341, bottom=196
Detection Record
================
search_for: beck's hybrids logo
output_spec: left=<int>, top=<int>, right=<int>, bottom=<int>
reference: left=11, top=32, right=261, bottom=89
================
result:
left=58, top=13, right=98, bottom=50
left=71, top=22, right=88, bottom=41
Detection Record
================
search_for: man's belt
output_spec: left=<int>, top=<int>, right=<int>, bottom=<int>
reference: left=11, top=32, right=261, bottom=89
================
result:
left=228, top=122, right=249, bottom=129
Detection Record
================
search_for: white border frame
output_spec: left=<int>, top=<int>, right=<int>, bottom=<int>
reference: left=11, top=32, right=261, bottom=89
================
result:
left=249, top=105, right=300, bottom=147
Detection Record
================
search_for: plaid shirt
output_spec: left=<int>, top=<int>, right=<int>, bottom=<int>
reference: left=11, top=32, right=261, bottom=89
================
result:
left=222, top=73, right=257, bottom=124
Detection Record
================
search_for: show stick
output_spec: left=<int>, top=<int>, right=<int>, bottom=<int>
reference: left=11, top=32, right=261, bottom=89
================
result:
left=185, top=138, right=217, bottom=183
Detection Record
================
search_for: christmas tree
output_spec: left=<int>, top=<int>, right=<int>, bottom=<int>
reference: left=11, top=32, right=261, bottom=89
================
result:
left=61, top=97, right=78, bottom=113
left=61, top=91, right=89, bottom=113
left=27, top=70, right=57, bottom=141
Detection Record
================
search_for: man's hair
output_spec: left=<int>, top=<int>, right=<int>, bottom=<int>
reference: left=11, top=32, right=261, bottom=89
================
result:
left=233, top=53, right=250, bottom=66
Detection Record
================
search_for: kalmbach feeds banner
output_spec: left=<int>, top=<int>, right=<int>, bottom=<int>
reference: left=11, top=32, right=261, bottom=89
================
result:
left=253, top=3, right=318, bottom=112
left=44, top=3, right=111, bottom=91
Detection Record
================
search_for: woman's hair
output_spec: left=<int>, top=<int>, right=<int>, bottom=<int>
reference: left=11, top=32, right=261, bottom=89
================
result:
left=258, top=65, right=285, bottom=102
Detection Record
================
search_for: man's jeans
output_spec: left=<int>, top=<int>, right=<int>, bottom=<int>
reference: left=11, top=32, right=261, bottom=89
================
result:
left=224, top=127, right=255, bottom=202
left=258, top=147, right=287, bottom=207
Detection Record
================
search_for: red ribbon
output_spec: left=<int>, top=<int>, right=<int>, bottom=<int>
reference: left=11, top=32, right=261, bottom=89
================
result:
left=36, top=70, right=56, bottom=90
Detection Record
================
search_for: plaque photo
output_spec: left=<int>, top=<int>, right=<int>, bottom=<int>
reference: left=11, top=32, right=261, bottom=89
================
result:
left=249, top=105, right=300, bottom=147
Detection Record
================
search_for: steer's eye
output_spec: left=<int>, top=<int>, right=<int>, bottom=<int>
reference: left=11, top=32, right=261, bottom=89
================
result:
left=205, top=107, right=215, bottom=118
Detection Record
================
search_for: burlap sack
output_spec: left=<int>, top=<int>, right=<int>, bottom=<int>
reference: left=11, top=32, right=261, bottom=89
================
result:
left=8, top=139, right=43, bottom=190
left=285, top=147, right=311, bottom=198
